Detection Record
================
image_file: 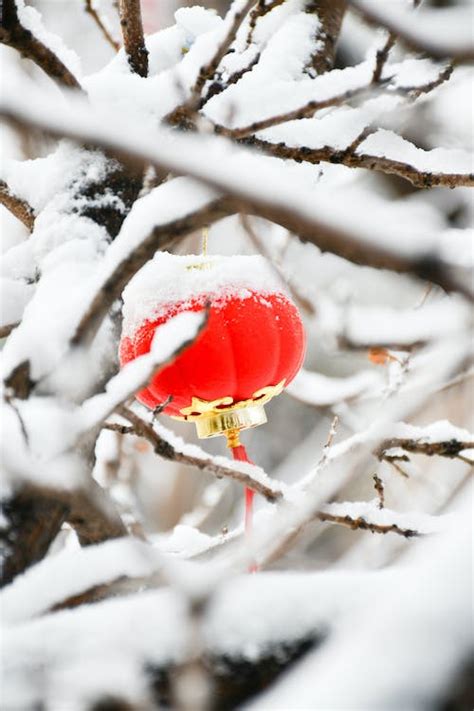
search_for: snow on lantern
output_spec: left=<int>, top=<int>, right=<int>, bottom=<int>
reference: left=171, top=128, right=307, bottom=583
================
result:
left=119, top=251, right=306, bottom=533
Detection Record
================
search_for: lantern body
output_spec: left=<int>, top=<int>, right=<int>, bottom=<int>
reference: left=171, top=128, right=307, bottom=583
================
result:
left=120, top=253, right=306, bottom=437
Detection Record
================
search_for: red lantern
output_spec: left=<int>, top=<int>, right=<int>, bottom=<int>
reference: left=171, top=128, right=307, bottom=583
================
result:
left=119, top=252, right=306, bottom=536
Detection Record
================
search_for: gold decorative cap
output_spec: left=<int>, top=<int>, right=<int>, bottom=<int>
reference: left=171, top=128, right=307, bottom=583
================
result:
left=172, top=380, right=285, bottom=439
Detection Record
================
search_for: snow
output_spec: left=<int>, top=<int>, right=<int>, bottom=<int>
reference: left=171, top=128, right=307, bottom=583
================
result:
left=122, top=251, right=286, bottom=337
left=247, top=500, right=472, bottom=710
left=204, top=60, right=374, bottom=128
left=358, top=129, right=474, bottom=175
left=248, top=13, right=320, bottom=81
left=0, top=537, right=159, bottom=625
left=0, top=277, right=35, bottom=328
left=0, top=142, right=106, bottom=213
left=255, top=99, right=398, bottom=150
left=287, top=368, right=381, bottom=406
left=391, top=420, right=473, bottom=446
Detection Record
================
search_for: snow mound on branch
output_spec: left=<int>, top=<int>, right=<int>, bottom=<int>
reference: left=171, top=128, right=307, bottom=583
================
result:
left=122, top=253, right=286, bottom=337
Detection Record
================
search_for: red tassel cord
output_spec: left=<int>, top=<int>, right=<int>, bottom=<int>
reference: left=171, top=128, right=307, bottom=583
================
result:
left=229, top=440, right=258, bottom=573
left=231, top=444, right=255, bottom=535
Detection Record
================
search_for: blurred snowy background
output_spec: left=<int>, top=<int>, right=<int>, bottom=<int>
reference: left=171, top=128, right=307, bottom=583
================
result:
left=0, top=1, right=473, bottom=709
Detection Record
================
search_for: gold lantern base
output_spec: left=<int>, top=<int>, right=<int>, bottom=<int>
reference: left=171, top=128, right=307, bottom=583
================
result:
left=194, top=403, right=267, bottom=439
left=172, top=379, right=285, bottom=440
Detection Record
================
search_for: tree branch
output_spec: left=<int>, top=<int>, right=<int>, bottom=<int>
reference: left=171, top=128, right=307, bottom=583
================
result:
left=118, top=0, right=148, bottom=77
left=315, top=510, right=419, bottom=538
left=67, top=480, right=127, bottom=546
left=216, top=81, right=387, bottom=139
left=85, top=0, right=120, bottom=51
left=305, top=0, right=346, bottom=75
left=1, top=486, right=69, bottom=587
left=377, top=438, right=474, bottom=463
left=0, top=0, right=82, bottom=89
left=0, top=179, right=35, bottom=231
left=1, top=479, right=127, bottom=586
left=247, top=136, right=474, bottom=189
left=109, top=406, right=284, bottom=502
left=1, top=95, right=471, bottom=321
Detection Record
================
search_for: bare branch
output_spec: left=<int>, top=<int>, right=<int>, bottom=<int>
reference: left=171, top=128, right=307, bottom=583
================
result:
left=118, top=0, right=148, bottom=76
left=0, top=0, right=82, bottom=89
left=0, top=179, right=35, bottom=231
left=377, top=438, right=474, bottom=463
left=85, top=0, right=120, bottom=51
left=240, top=214, right=316, bottom=316
left=112, top=406, right=284, bottom=502
left=315, top=510, right=419, bottom=538
left=372, top=33, right=396, bottom=84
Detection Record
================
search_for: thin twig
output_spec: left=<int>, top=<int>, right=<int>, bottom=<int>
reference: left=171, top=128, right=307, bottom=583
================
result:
left=373, top=473, right=385, bottom=509
left=372, top=33, right=396, bottom=84
left=315, top=511, right=418, bottom=538
left=240, top=214, right=316, bottom=315
left=85, top=0, right=120, bottom=51
left=217, top=81, right=390, bottom=139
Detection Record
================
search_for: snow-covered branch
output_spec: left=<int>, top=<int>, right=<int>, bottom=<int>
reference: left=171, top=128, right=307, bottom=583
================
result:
left=105, top=406, right=284, bottom=502
left=1, top=89, right=471, bottom=303
left=0, top=0, right=82, bottom=89
left=84, top=0, right=120, bottom=51
left=251, top=130, right=474, bottom=189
